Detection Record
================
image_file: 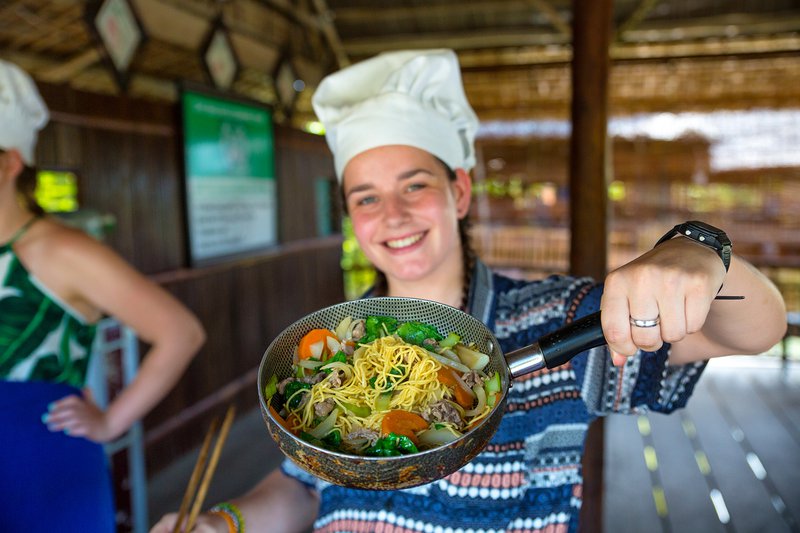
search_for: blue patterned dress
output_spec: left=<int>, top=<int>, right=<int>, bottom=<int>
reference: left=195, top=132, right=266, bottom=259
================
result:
left=282, top=259, right=706, bottom=533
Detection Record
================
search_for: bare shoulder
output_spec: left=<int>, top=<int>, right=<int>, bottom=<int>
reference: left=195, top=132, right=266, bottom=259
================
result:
left=16, top=217, right=123, bottom=277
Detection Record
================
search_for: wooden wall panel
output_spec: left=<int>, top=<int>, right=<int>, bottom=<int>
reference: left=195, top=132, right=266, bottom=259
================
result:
left=34, top=82, right=344, bottom=475
left=275, top=125, right=339, bottom=242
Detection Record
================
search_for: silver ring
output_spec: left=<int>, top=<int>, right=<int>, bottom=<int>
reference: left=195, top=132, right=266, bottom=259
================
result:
left=629, top=316, right=660, bottom=328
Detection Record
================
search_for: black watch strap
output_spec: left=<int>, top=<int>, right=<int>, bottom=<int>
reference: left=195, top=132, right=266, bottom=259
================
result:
left=654, top=220, right=732, bottom=271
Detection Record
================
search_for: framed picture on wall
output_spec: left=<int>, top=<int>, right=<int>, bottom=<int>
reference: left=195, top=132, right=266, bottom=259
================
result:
left=200, top=18, right=239, bottom=91
left=85, top=0, right=146, bottom=91
left=179, top=82, right=278, bottom=266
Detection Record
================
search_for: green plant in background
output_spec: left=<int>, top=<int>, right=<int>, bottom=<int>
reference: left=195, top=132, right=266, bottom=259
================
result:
left=341, top=217, right=376, bottom=300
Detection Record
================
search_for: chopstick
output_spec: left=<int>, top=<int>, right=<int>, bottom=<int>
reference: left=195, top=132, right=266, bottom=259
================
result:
left=172, top=405, right=237, bottom=533
left=714, top=295, right=745, bottom=300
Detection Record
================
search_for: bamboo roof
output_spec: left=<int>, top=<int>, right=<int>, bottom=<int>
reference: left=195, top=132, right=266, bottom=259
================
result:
left=1, top=0, right=799, bottom=126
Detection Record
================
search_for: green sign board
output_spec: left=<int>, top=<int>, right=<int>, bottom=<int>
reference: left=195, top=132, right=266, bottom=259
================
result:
left=182, top=88, right=277, bottom=264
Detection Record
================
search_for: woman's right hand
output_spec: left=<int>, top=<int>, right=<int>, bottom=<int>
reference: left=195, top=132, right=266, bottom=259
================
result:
left=149, top=512, right=228, bottom=533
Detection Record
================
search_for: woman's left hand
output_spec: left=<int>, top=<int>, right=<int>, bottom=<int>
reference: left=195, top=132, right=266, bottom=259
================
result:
left=599, top=236, right=727, bottom=366
left=43, top=389, right=117, bottom=443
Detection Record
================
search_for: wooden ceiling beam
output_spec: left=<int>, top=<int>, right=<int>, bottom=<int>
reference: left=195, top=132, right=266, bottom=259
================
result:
left=37, top=48, right=101, bottom=83
left=344, top=31, right=571, bottom=56
left=330, top=0, right=569, bottom=22
left=312, top=0, right=350, bottom=68
left=341, top=11, right=800, bottom=58
left=618, top=13, right=800, bottom=43
left=6, top=49, right=177, bottom=101
left=526, top=0, right=571, bottom=37
left=456, top=34, right=800, bottom=69
left=614, top=0, right=662, bottom=41
left=259, top=0, right=325, bottom=31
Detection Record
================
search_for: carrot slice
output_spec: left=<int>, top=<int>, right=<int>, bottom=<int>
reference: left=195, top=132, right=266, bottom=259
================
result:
left=285, top=412, right=302, bottom=434
left=437, top=367, right=475, bottom=409
left=269, top=405, right=299, bottom=435
left=381, top=409, right=429, bottom=445
left=298, top=328, right=337, bottom=360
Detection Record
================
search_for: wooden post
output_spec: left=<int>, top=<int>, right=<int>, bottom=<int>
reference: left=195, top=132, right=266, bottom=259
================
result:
left=570, top=0, right=614, bottom=531
left=570, top=0, right=612, bottom=280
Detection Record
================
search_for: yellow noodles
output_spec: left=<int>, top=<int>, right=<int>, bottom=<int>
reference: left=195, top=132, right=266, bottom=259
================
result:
left=288, top=335, right=494, bottom=447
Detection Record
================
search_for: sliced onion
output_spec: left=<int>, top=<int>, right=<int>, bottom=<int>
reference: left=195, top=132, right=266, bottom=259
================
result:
left=309, top=407, right=340, bottom=439
left=465, top=385, right=486, bottom=417
left=454, top=345, right=490, bottom=371
left=417, top=427, right=461, bottom=447
left=326, top=336, right=341, bottom=355
left=352, top=345, right=367, bottom=363
left=437, top=348, right=461, bottom=362
left=335, top=316, right=352, bottom=340
left=297, top=358, right=326, bottom=370
left=429, top=351, right=470, bottom=373
left=309, top=340, right=325, bottom=359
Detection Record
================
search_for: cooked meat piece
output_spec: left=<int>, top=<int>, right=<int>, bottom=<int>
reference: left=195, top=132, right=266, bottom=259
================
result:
left=302, top=372, right=327, bottom=385
left=423, top=400, right=463, bottom=428
left=342, top=342, right=355, bottom=356
left=351, top=320, right=365, bottom=341
left=314, top=398, right=335, bottom=417
left=461, top=370, right=485, bottom=389
left=344, top=427, right=380, bottom=450
left=328, top=368, right=346, bottom=388
left=422, top=338, right=440, bottom=350
left=277, top=377, right=297, bottom=395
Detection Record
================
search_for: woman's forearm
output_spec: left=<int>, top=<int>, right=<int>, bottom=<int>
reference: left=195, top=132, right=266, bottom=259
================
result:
left=232, top=468, right=320, bottom=533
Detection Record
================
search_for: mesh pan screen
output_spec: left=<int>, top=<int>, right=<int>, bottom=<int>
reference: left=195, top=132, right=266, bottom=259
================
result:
left=259, top=297, right=507, bottom=389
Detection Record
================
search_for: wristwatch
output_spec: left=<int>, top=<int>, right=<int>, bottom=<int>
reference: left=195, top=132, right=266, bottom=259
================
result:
left=654, top=220, right=732, bottom=271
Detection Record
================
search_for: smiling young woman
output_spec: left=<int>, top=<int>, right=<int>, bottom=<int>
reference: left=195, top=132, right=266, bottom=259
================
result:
left=151, top=48, right=786, bottom=533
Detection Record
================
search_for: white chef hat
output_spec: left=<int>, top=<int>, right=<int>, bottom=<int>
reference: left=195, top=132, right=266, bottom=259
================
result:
left=312, top=49, right=479, bottom=181
left=0, top=60, right=49, bottom=166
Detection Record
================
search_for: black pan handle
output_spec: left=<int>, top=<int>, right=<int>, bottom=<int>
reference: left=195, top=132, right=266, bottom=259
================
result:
left=505, top=311, right=605, bottom=377
left=539, top=311, right=605, bottom=368
left=506, top=293, right=741, bottom=376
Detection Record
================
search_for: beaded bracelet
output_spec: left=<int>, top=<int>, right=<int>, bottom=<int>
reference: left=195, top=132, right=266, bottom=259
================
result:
left=209, top=502, right=245, bottom=533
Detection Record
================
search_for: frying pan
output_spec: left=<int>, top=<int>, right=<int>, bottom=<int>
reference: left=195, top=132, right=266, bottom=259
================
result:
left=257, top=297, right=605, bottom=490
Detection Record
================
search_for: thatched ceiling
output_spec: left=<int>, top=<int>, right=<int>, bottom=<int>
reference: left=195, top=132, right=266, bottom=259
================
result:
left=2, top=0, right=799, bottom=127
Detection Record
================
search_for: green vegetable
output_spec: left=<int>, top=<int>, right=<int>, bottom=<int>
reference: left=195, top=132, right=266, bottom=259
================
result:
left=368, top=366, right=405, bottom=391
left=322, top=351, right=348, bottom=373
left=396, top=321, right=443, bottom=346
left=359, top=316, right=399, bottom=344
left=284, top=381, right=312, bottom=409
left=485, top=371, right=502, bottom=407
left=364, top=432, right=419, bottom=456
left=485, top=371, right=501, bottom=394
left=439, top=332, right=461, bottom=349
left=299, top=430, right=341, bottom=451
left=342, top=402, right=371, bottom=417
left=375, top=391, right=393, bottom=411
left=264, top=374, right=279, bottom=401
left=323, top=429, right=342, bottom=447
